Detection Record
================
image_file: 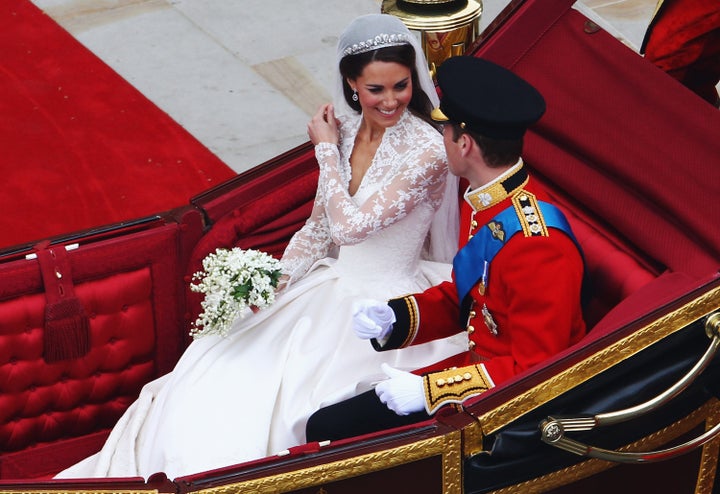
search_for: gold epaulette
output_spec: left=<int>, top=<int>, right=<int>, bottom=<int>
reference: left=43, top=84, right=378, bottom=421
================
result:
left=511, top=190, right=549, bottom=237
left=423, top=364, right=493, bottom=414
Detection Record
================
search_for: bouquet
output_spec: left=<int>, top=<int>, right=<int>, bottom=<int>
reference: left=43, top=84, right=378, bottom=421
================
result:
left=189, top=247, right=283, bottom=339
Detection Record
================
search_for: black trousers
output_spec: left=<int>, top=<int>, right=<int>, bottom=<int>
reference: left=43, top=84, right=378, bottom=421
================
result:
left=306, top=389, right=432, bottom=442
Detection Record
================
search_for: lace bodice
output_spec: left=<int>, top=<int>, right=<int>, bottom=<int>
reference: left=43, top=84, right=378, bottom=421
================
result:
left=281, top=110, right=448, bottom=282
left=332, top=188, right=436, bottom=283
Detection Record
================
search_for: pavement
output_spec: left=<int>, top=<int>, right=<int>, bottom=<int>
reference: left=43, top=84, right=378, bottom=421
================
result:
left=30, top=0, right=660, bottom=175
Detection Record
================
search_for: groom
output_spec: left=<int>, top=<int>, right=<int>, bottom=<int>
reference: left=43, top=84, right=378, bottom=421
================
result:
left=305, top=56, right=586, bottom=440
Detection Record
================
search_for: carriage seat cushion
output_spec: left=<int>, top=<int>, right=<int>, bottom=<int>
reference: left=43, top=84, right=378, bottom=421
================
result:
left=562, top=205, right=658, bottom=329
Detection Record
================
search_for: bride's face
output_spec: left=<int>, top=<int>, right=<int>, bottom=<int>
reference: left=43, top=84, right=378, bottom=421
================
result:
left=350, top=61, right=412, bottom=129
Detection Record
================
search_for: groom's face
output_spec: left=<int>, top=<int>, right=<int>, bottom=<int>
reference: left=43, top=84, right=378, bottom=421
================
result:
left=441, top=124, right=468, bottom=179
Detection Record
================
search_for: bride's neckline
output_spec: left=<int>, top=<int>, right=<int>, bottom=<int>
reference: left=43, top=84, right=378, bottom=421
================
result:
left=344, top=110, right=411, bottom=196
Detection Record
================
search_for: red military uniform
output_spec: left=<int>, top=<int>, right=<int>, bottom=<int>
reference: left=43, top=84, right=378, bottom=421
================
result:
left=305, top=56, right=583, bottom=441
left=375, top=160, right=586, bottom=413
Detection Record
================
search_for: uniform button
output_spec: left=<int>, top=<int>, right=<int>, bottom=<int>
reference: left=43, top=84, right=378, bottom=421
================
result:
left=469, top=341, right=476, bottom=350
left=471, top=220, right=478, bottom=228
left=469, top=310, right=476, bottom=318
left=467, top=325, right=475, bottom=334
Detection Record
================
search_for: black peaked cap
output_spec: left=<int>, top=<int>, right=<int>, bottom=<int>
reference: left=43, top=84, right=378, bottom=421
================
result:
left=433, top=56, right=546, bottom=139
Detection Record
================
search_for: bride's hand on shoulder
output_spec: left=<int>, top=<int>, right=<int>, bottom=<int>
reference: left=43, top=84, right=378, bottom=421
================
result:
left=307, top=103, right=339, bottom=145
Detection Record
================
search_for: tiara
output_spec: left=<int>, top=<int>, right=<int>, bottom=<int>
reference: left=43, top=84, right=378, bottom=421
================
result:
left=342, top=33, right=410, bottom=56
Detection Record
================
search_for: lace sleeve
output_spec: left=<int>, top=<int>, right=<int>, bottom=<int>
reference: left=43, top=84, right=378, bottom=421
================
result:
left=315, top=126, right=448, bottom=246
left=279, top=187, right=333, bottom=283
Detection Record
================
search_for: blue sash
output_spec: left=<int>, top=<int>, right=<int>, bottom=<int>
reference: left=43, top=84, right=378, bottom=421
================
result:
left=453, top=202, right=578, bottom=302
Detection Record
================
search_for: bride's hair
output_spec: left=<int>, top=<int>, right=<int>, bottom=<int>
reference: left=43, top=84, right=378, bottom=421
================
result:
left=338, top=45, right=434, bottom=118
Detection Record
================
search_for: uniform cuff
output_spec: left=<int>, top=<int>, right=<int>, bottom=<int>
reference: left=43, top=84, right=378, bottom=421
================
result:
left=372, top=296, right=419, bottom=351
left=423, top=364, right=494, bottom=414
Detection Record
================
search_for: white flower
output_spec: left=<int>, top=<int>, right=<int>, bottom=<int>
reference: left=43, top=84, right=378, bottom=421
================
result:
left=189, top=247, right=283, bottom=339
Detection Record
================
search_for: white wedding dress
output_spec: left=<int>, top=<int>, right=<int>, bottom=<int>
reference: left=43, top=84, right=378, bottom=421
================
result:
left=58, top=110, right=465, bottom=479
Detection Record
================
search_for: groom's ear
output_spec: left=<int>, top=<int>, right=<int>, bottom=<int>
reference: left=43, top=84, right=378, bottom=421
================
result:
left=459, top=133, right=474, bottom=157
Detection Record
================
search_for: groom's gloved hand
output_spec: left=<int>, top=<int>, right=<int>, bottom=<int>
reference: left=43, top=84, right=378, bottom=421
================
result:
left=352, top=299, right=395, bottom=341
left=375, top=363, right=425, bottom=415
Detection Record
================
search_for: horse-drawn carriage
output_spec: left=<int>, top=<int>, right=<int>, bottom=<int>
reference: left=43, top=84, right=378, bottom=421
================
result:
left=1, top=0, right=719, bottom=492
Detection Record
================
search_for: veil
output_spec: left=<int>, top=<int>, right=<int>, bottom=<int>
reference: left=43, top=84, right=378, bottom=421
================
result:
left=334, top=14, right=459, bottom=264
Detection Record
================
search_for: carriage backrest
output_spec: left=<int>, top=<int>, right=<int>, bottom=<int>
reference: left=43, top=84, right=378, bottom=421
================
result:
left=0, top=209, right=205, bottom=478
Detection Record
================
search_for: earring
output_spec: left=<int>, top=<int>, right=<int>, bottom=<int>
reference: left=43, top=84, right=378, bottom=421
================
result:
left=352, top=89, right=358, bottom=102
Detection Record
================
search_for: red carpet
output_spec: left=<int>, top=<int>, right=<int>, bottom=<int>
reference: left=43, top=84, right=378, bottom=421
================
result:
left=0, top=0, right=236, bottom=249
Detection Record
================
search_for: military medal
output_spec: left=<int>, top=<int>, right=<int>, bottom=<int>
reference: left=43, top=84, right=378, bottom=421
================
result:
left=482, top=303, right=498, bottom=336
left=478, top=260, right=489, bottom=295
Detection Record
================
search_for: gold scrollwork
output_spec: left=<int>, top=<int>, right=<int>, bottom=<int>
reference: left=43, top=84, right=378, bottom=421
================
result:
left=0, top=490, right=159, bottom=494
left=190, top=431, right=463, bottom=494
left=462, top=419, right=486, bottom=457
left=696, top=398, right=720, bottom=494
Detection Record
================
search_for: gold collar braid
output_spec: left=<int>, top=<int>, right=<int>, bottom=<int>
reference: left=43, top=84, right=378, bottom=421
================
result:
left=464, top=159, right=529, bottom=212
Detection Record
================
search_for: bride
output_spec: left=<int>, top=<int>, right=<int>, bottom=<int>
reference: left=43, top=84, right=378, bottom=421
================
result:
left=58, top=13, right=464, bottom=479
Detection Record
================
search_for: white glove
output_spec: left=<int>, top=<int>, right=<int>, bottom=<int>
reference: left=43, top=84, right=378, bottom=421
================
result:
left=352, top=299, right=395, bottom=340
left=375, top=363, right=425, bottom=416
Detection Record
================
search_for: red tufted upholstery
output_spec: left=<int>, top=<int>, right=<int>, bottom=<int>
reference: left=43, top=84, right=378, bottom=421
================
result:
left=0, top=215, right=202, bottom=477
left=0, top=268, right=155, bottom=451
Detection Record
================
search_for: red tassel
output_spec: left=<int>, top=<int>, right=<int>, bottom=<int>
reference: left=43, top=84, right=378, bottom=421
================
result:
left=43, top=296, right=90, bottom=363
left=35, top=244, right=91, bottom=363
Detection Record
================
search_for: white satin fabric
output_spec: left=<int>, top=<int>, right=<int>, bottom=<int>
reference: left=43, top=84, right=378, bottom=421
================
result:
left=57, top=110, right=465, bottom=480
